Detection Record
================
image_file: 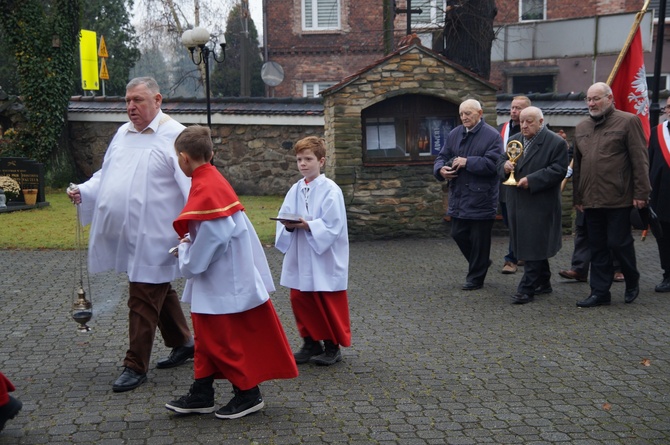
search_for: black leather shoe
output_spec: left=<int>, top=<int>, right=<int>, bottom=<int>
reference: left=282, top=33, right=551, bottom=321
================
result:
left=511, top=293, right=534, bottom=304
left=624, top=284, right=640, bottom=304
left=156, top=345, right=195, bottom=369
left=462, top=282, right=483, bottom=291
left=112, top=367, right=147, bottom=392
left=534, top=283, right=553, bottom=295
left=655, top=278, right=670, bottom=293
left=576, top=294, right=611, bottom=308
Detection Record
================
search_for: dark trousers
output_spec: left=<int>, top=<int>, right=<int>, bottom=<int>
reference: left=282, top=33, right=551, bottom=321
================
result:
left=451, top=217, right=494, bottom=285
left=656, top=220, right=670, bottom=279
left=500, top=202, right=517, bottom=263
left=571, top=210, right=620, bottom=275
left=125, top=282, right=192, bottom=374
left=584, top=207, right=639, bottom=297
left=517, top=259, right=551, bottom=295
left=571, top=216, right=590, bottom=275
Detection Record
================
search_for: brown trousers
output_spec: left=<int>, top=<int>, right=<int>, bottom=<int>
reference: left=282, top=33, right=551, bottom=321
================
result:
left=124, top=282, right=191, bottom=374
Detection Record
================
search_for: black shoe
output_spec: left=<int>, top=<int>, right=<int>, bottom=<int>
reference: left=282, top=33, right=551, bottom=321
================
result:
left=293, top=337, right=324, bottom=364
left=624, top=284, right=640, bottom=304
left=0, top=396, right=22, bottom=432
left=156, top=345, right=195, bottom=369
left=576, top=294, right=611, bottom=308
left=511, top=293, right=534, bottom=304
left=310, top=340, right=342, bottom=366
left=462, top=281, right=483, bottom=291
left=215, top=386, right=264, bottom=419
left=165, top=380, right=216, bottom=414
left=655, top=277, right=670, bottom=293
left=112, top=367, right=147, bottom=392
left=534, top=283, right=553, bottom=295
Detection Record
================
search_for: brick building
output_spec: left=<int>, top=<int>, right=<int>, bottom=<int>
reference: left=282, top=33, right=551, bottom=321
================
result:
left=264, top=0, right=446, bottom=97
left=263, top=0, right=670, bottom=97
left=493, top=0, right=670, bottom=95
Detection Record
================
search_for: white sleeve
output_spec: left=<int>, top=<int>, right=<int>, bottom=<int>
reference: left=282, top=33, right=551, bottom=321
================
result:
left=178, top=219, right=233, bottom=278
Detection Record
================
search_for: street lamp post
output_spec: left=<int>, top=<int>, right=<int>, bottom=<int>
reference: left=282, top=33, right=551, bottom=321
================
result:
left=181, top=27, right=226, bottom=128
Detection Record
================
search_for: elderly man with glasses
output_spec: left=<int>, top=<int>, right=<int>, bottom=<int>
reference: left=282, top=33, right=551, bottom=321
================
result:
left=572, top=82, right=651, bottom=307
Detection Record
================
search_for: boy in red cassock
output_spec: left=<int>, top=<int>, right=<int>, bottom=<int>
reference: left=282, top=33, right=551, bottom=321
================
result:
left=165, top=125, right=298, bottom=419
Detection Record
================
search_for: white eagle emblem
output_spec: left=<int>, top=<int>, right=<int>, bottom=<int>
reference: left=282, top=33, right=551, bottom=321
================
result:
left=629, top=65, right=650, bottom=117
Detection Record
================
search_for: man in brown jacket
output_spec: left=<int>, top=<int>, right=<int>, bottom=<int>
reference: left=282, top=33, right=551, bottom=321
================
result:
left=573, top=82, right=651, bottom=307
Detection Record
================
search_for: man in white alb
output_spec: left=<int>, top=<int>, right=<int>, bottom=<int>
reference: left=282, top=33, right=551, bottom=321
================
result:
left=67, top=77, right=195, bottom=392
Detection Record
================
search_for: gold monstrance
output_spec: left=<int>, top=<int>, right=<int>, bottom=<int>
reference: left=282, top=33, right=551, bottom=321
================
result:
left=502, top=140, right=524, bottom=186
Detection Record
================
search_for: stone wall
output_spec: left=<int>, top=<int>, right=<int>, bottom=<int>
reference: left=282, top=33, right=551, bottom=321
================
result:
left=67, top=121, right=321, bottom=196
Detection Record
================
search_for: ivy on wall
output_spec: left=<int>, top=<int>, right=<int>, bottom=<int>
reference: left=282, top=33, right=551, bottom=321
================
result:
left=0, top=0, right=80, bottom=164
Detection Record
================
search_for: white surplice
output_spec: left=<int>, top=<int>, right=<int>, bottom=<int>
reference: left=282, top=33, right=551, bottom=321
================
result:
left=77, top=112, right=190, bottom=283
left=275, top=174, right=349, bottom=292
left=177, top=213, right=275, bottom=315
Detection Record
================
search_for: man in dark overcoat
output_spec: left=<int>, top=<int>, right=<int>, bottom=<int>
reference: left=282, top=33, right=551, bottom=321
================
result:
left=497, top=106, right=568, bottom=304
left=434, top=99, right=503, bottom=291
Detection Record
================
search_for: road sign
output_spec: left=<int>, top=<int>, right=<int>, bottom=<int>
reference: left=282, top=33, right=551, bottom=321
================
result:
left=99, top=58, right=109, bottom=80
left=98, top=36, right=108, bottom=58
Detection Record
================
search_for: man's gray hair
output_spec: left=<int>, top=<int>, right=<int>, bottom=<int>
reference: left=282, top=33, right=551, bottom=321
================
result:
left=460, top=98, right=482, bottom=111
left=590, top=82, right=612, bottom=96
left=126, top=77, right=160, bottom=94
left=521, top=106, right=544, bottom=121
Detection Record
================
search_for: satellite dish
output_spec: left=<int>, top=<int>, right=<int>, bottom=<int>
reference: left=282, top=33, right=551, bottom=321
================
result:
left=261, top=61, right=285, bottom=87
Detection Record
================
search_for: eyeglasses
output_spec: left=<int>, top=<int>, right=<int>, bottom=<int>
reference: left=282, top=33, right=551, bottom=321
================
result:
left=585, top=96, right=604, bottom=104
left=663, top=105, right=670, bottom=111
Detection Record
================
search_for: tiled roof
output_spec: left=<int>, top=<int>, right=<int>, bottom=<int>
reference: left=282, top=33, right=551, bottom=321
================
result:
left=496, top=92, right=589, bottom=116
left=68, top=96, right=324, bottom=116
left=68, top=92, right=590, bottom=117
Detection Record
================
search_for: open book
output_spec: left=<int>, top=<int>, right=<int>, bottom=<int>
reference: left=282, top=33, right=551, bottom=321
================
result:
left=270, top=213, right=310, bottom=223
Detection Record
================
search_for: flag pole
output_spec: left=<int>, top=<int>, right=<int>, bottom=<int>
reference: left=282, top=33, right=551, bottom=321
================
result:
left=607, top=0, right=651, bottom=85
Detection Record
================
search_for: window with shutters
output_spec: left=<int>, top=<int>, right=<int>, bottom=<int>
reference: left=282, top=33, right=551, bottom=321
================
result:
left=303, top=82, right=337, bottom=97
left=302, top=0, right=341, bottom=31
left=411, top=0, right=446, bottom=28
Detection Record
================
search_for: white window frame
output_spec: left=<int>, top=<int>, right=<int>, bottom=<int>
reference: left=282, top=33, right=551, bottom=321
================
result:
left=303, top=82, right=336, bottom=97
left=302, top=0, right=341, bottom=31
left=646, top=73, right=670, bottom=91
left=519, top=0, right=546, bottom=22
left=411, top=0, right=446, bottom=28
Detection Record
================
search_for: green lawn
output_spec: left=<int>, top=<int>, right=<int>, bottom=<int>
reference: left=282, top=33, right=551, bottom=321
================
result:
left=0, top=189, right=283, bottom=249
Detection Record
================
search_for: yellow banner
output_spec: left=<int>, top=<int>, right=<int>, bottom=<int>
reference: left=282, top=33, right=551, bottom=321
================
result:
left=80, top=29, right=99, bottom=90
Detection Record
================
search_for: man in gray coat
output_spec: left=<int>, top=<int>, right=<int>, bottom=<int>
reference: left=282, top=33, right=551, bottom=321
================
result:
left=497, top=106, right=568, bottom=304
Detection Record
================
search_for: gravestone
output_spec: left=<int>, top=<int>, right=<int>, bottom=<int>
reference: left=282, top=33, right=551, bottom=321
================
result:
left=0, top=157, right=46, bottom=205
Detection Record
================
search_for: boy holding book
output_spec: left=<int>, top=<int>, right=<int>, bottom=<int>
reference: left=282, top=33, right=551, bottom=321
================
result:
left=275, top=136, right=351, bottom=366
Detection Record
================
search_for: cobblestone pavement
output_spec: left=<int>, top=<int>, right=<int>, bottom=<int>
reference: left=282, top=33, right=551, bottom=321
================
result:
left=1, top=233, right=669, bottom=444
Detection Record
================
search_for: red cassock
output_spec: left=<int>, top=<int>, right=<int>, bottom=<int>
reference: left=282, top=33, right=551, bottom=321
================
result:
left=192, top=300, right=298, bottom=390
left=0, top=372, right=15, bottom=405
left=290, top=289, right=352, bottom=347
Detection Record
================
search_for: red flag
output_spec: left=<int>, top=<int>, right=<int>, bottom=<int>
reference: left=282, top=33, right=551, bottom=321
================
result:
left=610, top=28, right=650, bottom=141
